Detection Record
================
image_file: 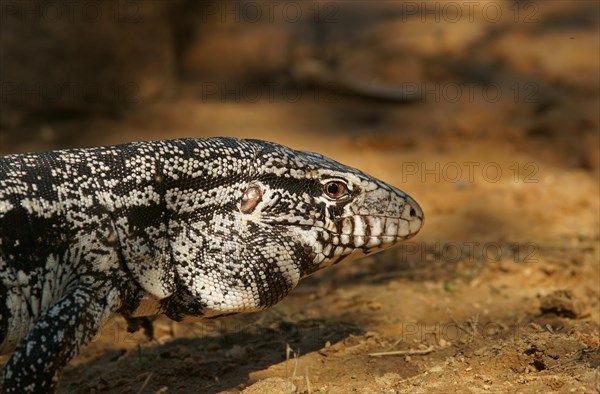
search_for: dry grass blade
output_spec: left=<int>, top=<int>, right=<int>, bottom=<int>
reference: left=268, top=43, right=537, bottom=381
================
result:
left=368, top=345, right=436, bottom=357
left=136, top=372, right=153, bottom=394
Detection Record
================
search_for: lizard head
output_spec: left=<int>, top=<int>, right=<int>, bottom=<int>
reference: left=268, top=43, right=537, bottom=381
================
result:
left=245, top=142, right=424, bottom=279
left=165, top=138, right=423, bottom=320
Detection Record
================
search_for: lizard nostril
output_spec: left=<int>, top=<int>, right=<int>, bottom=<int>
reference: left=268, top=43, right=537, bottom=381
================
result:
left=404, top=195, right=423, bottom=222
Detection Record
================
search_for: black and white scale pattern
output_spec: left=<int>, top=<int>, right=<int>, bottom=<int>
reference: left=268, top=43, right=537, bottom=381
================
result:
left=0, top=137, right=423, bottom=392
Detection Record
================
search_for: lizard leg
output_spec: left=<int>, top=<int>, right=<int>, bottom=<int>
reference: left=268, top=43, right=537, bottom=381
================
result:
left=1, top=287, right=115, bottom=393
left=125, top=316, right=155, bottom=341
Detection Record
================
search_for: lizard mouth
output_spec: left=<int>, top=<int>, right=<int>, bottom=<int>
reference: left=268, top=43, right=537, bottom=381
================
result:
left=264, top=192, right=423, bottom=255
left=322, top=215, right=422, bottom=253
left=334, top=200, right=424, bottom=247
left=278, top=214, right=423, bottom=263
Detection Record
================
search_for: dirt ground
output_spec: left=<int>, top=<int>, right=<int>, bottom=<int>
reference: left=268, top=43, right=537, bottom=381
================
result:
left=1, top=1, right=599, bottom=393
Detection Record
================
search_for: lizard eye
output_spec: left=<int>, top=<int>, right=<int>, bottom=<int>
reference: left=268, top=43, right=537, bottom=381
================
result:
left=323, top=181, right=347, bottom=199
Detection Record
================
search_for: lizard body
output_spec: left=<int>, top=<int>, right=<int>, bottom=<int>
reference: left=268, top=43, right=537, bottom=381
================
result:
left=0, top=137, right=423, bottom=392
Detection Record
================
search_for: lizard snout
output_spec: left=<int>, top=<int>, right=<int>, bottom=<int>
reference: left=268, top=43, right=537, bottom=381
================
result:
left=342, top=187, right=424, bottom=251
left=402, top=194, right=424, bottom=235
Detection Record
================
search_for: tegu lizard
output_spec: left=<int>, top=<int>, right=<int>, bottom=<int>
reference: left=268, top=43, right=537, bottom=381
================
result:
left=0, top=137, right=423, bottom=392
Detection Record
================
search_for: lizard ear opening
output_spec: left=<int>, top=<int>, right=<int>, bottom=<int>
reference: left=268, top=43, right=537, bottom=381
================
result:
left=241, top=184, right=263, bottom=214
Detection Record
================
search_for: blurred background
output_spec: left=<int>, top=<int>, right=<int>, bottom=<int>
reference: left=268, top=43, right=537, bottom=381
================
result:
left=1, top=1, right=599, bottom=393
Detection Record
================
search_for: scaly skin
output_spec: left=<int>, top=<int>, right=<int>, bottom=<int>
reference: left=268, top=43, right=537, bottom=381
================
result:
left=0, top=137, right=423, bottom=392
